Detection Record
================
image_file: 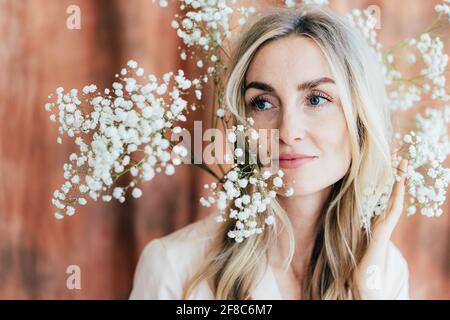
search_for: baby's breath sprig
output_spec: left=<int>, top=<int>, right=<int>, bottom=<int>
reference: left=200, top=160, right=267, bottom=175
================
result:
left=347, top=5, right=449, bottom=111
left=46, top=60, right=205, bottom=219
left=396, top=106, right=450, bottom=217
left=199, top=122, right=294, bottom=243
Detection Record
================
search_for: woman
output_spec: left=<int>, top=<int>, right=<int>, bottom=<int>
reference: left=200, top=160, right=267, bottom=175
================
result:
left=129, top=4, right=409, bottom=300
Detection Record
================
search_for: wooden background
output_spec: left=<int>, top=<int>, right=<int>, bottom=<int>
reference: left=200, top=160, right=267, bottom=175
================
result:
left=0, top=0, right=448, bottom=299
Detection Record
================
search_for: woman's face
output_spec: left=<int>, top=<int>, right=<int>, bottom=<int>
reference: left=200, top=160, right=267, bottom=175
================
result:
left=244, top=35, right=352, bottom=196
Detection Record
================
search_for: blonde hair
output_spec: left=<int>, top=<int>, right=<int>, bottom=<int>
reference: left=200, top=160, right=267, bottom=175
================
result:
left=183, top=4, right=393, bottom=299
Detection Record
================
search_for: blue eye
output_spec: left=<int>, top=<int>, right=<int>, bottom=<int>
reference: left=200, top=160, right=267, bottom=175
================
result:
left=309, top=95, right=327, bottom=106
left=249, top=97, right=273, bottom=111
left=307, top=91, right=333, bottom=108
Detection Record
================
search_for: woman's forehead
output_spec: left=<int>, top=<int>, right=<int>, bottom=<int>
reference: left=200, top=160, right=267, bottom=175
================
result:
left=245, top=36, right=333, bottom=87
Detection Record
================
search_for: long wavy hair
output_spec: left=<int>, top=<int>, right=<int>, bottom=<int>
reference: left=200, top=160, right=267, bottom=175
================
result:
left=183, top=4, right=393, bottom=300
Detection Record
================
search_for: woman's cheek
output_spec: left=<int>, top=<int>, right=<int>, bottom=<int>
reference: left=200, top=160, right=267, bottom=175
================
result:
left=321, top=115, right=352, bottom=176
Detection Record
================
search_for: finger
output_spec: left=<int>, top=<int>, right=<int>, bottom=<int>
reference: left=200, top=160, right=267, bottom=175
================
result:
left=392, top=148, right=399, bottom=158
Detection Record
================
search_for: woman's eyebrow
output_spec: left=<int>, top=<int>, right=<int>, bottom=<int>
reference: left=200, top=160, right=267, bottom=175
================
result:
left=244, top=77, right=335, bottom=93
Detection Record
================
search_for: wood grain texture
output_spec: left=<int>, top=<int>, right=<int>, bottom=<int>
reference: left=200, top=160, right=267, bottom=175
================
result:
left=0, top=0, right=448, bottom=299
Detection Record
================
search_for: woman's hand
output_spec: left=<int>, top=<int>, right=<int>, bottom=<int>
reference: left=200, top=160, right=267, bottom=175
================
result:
left=353, top=158, right=409, bottom=299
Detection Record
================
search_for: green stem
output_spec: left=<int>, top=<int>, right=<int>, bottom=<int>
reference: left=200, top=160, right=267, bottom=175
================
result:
left=112, top=158, right=144, bottom=180
left=385, top=18, right=442, bottom=56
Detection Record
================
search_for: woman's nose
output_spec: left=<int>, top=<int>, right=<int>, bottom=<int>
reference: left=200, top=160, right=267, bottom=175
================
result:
left=279, top=108, right=305, bottom=145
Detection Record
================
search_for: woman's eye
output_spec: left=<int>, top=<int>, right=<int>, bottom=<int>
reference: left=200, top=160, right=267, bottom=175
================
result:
left=308, top=95, right=328, bottom=106
left=249, top=97, right=273, bottom=111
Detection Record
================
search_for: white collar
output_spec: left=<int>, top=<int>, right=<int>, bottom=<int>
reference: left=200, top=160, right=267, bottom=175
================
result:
left=250, top=263, right=283, bottom=300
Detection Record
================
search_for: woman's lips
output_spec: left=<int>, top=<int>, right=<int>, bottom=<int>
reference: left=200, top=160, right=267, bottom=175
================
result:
left=276, top=153, right=317, bottom=169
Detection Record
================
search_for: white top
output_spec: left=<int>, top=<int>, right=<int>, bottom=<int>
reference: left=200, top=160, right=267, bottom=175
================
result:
left=129, top=214, right=409, bottom=300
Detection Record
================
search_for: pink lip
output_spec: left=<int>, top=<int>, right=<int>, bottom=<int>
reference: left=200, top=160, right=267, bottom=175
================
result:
left=276, top=153, right=317, bottom=169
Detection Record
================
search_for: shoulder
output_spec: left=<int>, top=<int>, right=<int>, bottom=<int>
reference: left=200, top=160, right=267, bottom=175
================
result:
left=129, top=214, right=220, bottom=299
left=155, top=213, right=220, bottom=276
left=384, top=241, right=410, bottom=299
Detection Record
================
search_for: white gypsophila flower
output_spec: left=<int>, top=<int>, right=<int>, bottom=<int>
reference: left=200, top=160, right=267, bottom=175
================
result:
left=285, top=0, right=296, bottom=7
left=344, top=2, right=449, bottom=227
left=301, top=0, right=328, bottom=6
left=285, top=187, right=294, bottom=197
left=131, top=187, right=143, bottom=198
left=396, top=106, right=450, bottom=218
left=347, top=8, right=379, bottom=48
left=360, top=179, right=394, bottom=230
left=216, top=108, right=225, bottom=118
left=414, top=34, right=449, bottom=101
left=200, top=123, right=292, bottom=243
left=46, top=61, right=202, bottom=219
left=273, top=177, right=283, bottom=188
left=347, top=5, right=449, bottom=111
left=156, top=0, right=255, bottom=76
left=362, top=106, right=450, bottom=228
left=202, top=167, right=284, bottom=243
left=154, top=1, right=263, bottom=134
left=387, top=33, right=449, bottom=109
left=435, top=0, right=450, bottom=22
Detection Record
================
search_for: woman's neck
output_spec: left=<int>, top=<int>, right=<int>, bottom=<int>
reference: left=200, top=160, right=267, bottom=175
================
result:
left=271, top=185, right=332, bottom=280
